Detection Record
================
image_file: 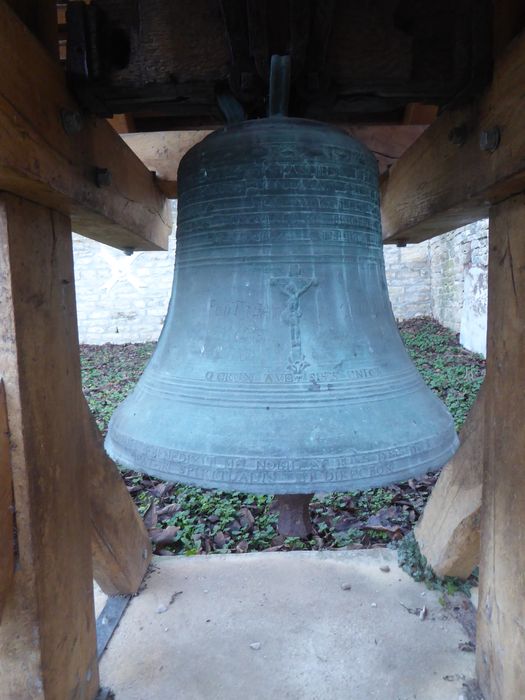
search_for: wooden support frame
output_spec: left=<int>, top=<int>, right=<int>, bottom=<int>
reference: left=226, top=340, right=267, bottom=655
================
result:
left=5, top=0, right=58, bottom=57
left=477, top=194, right=525, bottom=700
left=0, top=5, right=158, bottom=695
left=0, top=380, right=14, bottom=622
left=122, top=125, right=427, bottom=199
left=122, top=131, right=212, bottom=198
left=380, top=27, right=525, bottom=244
left=0, top=1, right=171, bottom=251
left=0, top=194, right=99, bottom=698
left=0, top=1, right=520, bottom=698
left=0, top=191, right=153, bottom=696
left=85, top=399, right=152, bottom=596
left=377, top=18, right=525, bottom=699
left=415, top=387, right=484, bottom=578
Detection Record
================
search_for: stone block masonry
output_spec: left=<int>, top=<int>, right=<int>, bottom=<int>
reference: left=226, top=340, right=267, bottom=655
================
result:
left=73, top=211, right=177, bottom=344
left=72, top=201, right=487, bottom=355
left=429, top=220, right=488, bottom=355
left=383, top=243, right=431, bottom=320
left=383, top=221, right=488, bottom=355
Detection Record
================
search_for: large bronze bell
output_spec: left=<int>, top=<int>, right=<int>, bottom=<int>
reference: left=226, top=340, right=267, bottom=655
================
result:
left=105, top=112, right=458, bottom=495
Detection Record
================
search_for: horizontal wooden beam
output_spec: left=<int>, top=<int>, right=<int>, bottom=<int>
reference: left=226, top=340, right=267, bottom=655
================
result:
left=345, top=125, right=427, bottom=174
left=5, top=0, right=58, bottom=57
left=122, top=131, right=212, bottom=198
left=123, top=125, right=426, bottom=198
left=402, top=102, right=438, bottom=126
left=107, top=114, right=136, bottom=135
left=0, top=1, right=171, bottom=251
left=380, top=28, right=525, bottom=244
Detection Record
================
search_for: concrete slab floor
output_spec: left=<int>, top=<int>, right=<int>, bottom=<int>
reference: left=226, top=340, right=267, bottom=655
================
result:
left=100, top=549, right=475, bottom=700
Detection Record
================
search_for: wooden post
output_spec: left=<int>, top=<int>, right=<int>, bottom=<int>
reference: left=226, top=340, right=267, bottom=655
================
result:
left=477, top=193, right=525, bottom=700
left=0, top=194, right=99, bottom=699
left=415, top=386, right=484, bottom=578
left=0, top=380, right=14, bottom=622
left=85, top=399, right=152, bottom=596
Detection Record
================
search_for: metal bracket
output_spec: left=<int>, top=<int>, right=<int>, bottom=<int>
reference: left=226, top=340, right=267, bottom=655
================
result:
left=96, top=594, right=131, bottom=660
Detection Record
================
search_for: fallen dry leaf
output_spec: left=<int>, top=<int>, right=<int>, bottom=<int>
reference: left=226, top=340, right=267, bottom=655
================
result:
left=143, top=500, right=158, bottom=530
left=150, top=525, right=180, bottom=548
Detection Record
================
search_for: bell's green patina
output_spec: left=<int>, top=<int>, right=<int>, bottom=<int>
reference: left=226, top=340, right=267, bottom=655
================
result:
left=105, top=117, right=458, bottom=493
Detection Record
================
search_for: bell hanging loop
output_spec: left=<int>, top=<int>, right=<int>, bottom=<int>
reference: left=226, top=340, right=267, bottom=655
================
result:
left=268, top=54, right=291, bottom=117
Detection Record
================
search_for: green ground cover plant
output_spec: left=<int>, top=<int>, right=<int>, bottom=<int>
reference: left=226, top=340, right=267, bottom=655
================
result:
left=81, top=317, right=485, bottom=561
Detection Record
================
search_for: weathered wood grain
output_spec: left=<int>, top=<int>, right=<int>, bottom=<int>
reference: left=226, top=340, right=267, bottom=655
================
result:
left=415, top=386, right=485, bottom=578
left=0, top=380, right=14, bottom=623
left=122, top=125, right=427, bottom=198
left=493, top=0, right=525, bottom=56
left=122, top=130, right=212, bottom=199
left=0, top=1, right=171, bottom=251
left=0, top=194, right=99, bottom=699
left=476, top=194, right=525, bottom=700
left=85, top=399, right=152, bottom=596
left=380, top=28, right=525, bottom=244
left=5, top=0, right=58, bottom=56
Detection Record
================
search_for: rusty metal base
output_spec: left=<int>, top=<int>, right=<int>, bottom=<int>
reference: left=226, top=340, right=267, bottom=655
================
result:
left=275, top=493, right=314, bottom=538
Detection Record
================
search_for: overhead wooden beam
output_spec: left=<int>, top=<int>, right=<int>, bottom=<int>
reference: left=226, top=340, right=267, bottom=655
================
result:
left=107, top=114, right=136, bottom=135
left=122, top=125, right=427, bottom=198
left=346, top=125, right=427, bottom=151
left=5, top=0, right=58, bottom=57
left=57, top=3, right=67, bottom=28
left=493, top=0, right=525, bottom=56
left=0, top=193, right=99, bottom=699
left=380, top=28, right=525, bottom=245
left=122, top=131, right=212, bottom=198
left=402, top=102, right=438, bottom=125
left=0, top=1, right=171, bottom=251
left=345, top=125, right=428, bottom=174
left=85, top=399, right=152, bottom=596
left=415, top=386, right=484, bottom=579
left=477, top=194, right=525, bottom=700
left=0, top=380, right=14, bottom=623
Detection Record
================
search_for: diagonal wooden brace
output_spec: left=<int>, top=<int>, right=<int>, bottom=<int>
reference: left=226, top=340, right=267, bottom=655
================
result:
left=84, top=398, right=152, bottom=596
left=415, top=384, right=485, bottom=579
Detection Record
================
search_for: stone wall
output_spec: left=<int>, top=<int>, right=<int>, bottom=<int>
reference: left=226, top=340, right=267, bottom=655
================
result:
left=429, top=220, right=488, bottom=355
left=74, top=231, right=176, bottom=344
left=383, top=221, right=488, bottom=355
left=383, top=243, right=431, bottom=320
left=72, top=208, right=488, bottom=355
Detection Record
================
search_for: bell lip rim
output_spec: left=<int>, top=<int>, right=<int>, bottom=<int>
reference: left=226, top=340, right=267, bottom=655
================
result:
left=104, top=435, right=459, bottom=496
